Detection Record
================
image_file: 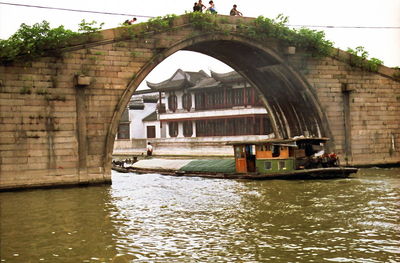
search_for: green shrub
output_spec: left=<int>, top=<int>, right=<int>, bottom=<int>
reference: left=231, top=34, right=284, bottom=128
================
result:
left=78, top=19, right=104, bottom=34
left=0, top=19, right=105, bottom=64
left=0, top=21, right=78, bottom=63
left=147, top=14, right=177, bottom=32
left=346, top=46, right=383, bottom=72
left=187, top=11, right=218, bottom=31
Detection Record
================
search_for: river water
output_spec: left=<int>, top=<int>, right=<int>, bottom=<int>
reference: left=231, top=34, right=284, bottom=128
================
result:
left=1, top=168, right=399, bottom=263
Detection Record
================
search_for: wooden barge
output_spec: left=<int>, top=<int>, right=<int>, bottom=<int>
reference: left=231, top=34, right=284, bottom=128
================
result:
left=113, top=137, right=358, bottom=180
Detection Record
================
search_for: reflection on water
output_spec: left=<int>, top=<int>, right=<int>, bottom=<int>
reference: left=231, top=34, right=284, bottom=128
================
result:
left=1, top=168, right=399, bottom=262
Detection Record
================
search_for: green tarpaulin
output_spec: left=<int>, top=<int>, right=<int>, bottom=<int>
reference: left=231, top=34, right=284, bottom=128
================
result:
left=179, top=159, right=236, bottom=173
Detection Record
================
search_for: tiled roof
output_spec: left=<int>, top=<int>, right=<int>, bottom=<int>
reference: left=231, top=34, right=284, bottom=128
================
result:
left=211, top=70, right=243, bottom=82
left=129, top=96, right=144, bottom=109
left=188, top=77, right=220, bottom=90
left=146, top=69, right=247, bottom=92
left=142, top=111, right=158, bottom=122
left=146, top=69, right=209, bottom=91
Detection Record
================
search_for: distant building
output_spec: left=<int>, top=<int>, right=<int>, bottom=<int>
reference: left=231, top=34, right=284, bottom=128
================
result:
left=114, top=69, right=273, bottom=156
left=147, top=69, right=272, bottom=138
left=116, top=93, right=161, bottom=140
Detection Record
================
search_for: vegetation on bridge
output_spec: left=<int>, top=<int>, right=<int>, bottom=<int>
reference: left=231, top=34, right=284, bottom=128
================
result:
left=187, top=12, right=385, bottom=72
left=0, top=20, right=104, bottom=64
left=346, top=46, right=384, bottom=72
left=0, top=13, right=387, bottom=73
left=189, top=12, right=334, bottom=56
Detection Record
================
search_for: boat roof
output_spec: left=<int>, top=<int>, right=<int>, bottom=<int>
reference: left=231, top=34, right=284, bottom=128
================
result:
left=226, top=137, right=330, bottom=146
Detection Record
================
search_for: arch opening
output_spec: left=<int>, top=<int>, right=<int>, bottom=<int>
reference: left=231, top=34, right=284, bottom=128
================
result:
left=106, top=34, right=331, bottom=167
left=183, top=39, right=327, bottom=139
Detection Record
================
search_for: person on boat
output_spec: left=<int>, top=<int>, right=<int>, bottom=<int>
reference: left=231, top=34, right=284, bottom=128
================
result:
left=230, top=4, right=242, bottom=16
left=146, top=142, right=153, bottom=156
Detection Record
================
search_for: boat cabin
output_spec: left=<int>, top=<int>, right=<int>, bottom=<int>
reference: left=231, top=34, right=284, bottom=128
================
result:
left=229, top=137, right=331, bottom=174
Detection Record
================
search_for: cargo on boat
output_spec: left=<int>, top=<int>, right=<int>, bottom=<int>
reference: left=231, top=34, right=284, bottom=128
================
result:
left=113, top=137, right=358, bottom=179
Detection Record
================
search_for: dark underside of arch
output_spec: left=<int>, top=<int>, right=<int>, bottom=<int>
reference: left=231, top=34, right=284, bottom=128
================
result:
left=184, top=39, right=326, bottom=139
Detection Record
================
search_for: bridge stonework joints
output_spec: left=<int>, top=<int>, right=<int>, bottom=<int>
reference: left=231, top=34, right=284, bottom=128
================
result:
left=0, top=15, right=399, bottom=190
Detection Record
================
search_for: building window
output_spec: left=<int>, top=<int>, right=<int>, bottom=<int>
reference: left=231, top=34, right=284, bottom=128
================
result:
left=191, top=87, right=263, bottom=111
left=117, top=123, right=130, bottom=139
left=235, top=146, right=246, bottom=158
left=196, top=120, right=206, bottom=137
left=169, top=122, right=178, bottom=137
left=232, top=88, right=244, bottom=106
left=245, top=88, right=253, bottom=105
left=195, top=93, right=205, bottom=110
left=195, top=116, right=268, bottom=137
left=182, top=93, right=192, bottom=111
left=260, top=144, right=272, bottom=151
left=147, top=126, right=156, bottom=138
left=272, top=145, right=280, bottom=157
left=183, top=121, right=193, bottom=137
left=168, top=93, right=177, bottom=112
left=264, top=161, right=272, bottom=170
left=279, top=161, right=286, bottom=170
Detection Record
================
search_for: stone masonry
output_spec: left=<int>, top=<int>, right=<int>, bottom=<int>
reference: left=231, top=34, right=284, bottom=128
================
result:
left=0, top=14, right=399, bottom=190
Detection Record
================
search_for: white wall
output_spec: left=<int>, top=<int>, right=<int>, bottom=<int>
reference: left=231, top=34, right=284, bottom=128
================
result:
left=144, top=121, right=162, bottom=138
left=130, top=102, right=157, bottom=139
left=159, top=107, right=268, bottom=121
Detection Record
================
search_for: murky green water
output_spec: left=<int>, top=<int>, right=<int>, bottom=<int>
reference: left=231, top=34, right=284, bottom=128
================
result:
left=1, top=168, right=399, bottom=262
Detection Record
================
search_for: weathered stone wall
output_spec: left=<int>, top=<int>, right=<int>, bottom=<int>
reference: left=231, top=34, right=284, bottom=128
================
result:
left=288, top=52, right=400, bottom=165
left=0, top=40, right=151, bottom=189
left=1, top=15, right=399, bottom=190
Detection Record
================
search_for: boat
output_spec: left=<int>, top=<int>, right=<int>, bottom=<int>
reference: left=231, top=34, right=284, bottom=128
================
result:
left=226, top=137, right=358, bottom=179
left=114, top=137, right=358, bottom=180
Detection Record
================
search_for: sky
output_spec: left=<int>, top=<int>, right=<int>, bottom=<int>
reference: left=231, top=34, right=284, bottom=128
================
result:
left=0, top=0, right=399, bottom=89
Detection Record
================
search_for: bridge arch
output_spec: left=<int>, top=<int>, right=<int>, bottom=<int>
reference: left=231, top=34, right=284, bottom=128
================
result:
left=2, top=14, right=398, bottom=190
left=105, top=33, right=332, bottom=167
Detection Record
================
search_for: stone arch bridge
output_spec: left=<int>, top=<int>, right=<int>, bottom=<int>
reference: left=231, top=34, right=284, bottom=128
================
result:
left=1, top=14, right=399, bottom=190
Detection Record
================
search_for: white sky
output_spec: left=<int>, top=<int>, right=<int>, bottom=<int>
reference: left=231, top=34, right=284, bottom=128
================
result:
left=1, top=0, right=399, bottom=89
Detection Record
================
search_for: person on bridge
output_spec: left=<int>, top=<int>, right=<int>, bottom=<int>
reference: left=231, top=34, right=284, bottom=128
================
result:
left=208, top=1, right=217, bottom=14
left=193, top=0, right=206, bottom=12
left=123, top=17, right=137, bottom=25
left=146, top=142, right=153, bottom=156
left=230, top=4, right=242, bottom=16
left=193, top=2, right=198, bottom=12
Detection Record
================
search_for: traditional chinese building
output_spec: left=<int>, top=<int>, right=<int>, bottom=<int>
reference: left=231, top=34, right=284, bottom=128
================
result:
left=114, top=69, right=273, bottom=156
left=147, top=69, right=272, bottom=139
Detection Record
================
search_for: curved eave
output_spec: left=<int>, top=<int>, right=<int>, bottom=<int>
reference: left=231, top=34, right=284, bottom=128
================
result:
left=146, top=79, right=189, bottom=91
left=211, top=70, right=243, bottom=83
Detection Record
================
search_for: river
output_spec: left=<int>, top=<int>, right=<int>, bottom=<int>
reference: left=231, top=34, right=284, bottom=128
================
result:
left=1, top=168, right=399, bottom=262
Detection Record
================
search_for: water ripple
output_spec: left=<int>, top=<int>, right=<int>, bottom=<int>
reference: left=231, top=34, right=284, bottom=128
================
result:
left=0, top=168, right=399, bottom=262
